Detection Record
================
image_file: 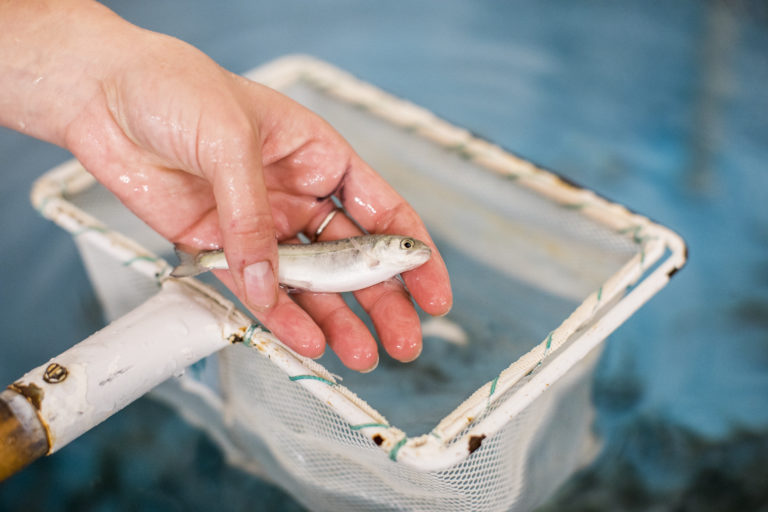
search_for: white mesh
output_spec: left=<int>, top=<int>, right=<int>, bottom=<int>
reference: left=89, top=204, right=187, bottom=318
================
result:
left=213, top=342, right=601, bottom=512
left=30, top=56, right=686, bottom=512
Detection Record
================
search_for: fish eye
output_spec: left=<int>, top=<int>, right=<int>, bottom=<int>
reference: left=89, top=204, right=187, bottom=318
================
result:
left=400, top=238, right=414, bottom=250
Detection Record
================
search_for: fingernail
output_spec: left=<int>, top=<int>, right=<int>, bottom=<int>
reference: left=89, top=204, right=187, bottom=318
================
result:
left=360, top=356, right=379, bottom=374
left=244, top=260, right=276, bottom=310
left=400, top=340, right=423, bottom=363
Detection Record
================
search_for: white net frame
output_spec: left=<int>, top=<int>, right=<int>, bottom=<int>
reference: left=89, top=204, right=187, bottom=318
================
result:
left=29, top=56, right=686, bottom=511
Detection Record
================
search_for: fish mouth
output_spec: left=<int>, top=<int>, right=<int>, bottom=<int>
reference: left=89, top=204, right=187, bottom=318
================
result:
left=412, top=246, right=432, bottom=265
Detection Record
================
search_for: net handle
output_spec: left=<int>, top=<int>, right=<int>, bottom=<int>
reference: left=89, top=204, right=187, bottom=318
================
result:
left=0, top=279, right=249, bottom=480
left=25, top=58, right=689, bottom=473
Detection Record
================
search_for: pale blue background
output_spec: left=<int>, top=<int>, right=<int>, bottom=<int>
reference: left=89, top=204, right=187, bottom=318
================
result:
left=1, top=1, right=767, bottom=510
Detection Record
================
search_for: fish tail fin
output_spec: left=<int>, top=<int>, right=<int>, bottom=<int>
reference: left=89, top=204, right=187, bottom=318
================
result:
left=170, top=247, right=203, bottom=278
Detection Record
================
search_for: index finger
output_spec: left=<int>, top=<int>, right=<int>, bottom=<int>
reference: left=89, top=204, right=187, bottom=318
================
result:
left=339, top=155, right=452, bottom=316
left=202, top=118, right=279, bottom=312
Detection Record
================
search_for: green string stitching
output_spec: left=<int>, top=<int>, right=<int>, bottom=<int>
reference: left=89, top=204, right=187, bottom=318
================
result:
left=619, top=225, right=644, bottom=244
left=449, top=143, right=473, bottom=160
left=35, top=196, right=54, bottom=215
left=484, top=374, right=500, bottom=413
left=349, top=423, right=390, bottom=431
left=122, top=255, right=160, bottom=267
left=389, top=437, right=408, bottom=461
left=526, top=332, right=554, bottom=377
left=489, top=375, right=499, bottom=396
left=288, top=375, right=337, bottom=386
left=73, top=225, right=108, bottom=237
left=592, top=286, right=604, bottom=313
left=243, top=324, right=259, bottom=347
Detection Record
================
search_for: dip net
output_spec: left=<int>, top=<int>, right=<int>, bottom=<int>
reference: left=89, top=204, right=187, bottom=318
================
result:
left=30, top=56, right=686, bottom=511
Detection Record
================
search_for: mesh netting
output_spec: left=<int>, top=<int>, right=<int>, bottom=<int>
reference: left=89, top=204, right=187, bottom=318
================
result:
left=32, top=56, right=685, bottom=512
left=216, top=341, right=600, bottom=511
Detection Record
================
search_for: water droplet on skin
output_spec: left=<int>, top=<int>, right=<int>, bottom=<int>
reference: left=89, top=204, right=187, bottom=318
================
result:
left=189, top=236, right=220, bottom=250
left=119, top=175, right=130, bottom=184
left=300, top=171, right=328, bottom=189
left=352, top=195, right=377, bottom=216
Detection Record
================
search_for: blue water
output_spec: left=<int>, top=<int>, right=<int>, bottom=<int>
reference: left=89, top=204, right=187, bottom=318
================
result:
left=2, top=1, right=767, bottom=510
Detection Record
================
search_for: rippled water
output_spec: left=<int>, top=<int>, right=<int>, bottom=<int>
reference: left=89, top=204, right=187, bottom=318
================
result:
left=1, top=1, right=767, bottom=510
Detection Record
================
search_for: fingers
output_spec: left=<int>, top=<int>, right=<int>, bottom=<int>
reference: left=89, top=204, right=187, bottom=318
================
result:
left=204, top=121, right=279, bottom=312
left=263, top=234, right=379, bottom=372
left=219, top=245, right=379, bottom=371
left=340, top=156, right=453, bottom=317
left=312, top=209, right=424, bottom=363
left=292, top=292, right=379, bottom=372
left=214, top=269, right=326, bottom=359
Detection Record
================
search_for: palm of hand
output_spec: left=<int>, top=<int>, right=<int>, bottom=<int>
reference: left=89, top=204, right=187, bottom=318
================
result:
left=64, top=38, right=451, bottom=371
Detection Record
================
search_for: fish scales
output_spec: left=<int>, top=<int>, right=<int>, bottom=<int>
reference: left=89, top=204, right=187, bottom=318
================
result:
left=171, top=234, right=431, bottom=293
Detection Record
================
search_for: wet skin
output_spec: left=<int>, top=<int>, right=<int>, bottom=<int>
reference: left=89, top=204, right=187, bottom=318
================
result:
left=0, top=1, right=452, bottom=371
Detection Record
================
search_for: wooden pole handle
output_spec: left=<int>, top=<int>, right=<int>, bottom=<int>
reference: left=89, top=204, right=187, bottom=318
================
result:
left=0, top=389, right=49, bottom=482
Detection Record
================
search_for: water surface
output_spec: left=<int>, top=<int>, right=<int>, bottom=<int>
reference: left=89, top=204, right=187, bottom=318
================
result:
left=1, top=1, right=767, bottom=510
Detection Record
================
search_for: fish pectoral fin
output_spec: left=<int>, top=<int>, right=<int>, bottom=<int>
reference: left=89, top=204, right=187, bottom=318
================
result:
left=364, top=254, right=381, bottom=268
left=281, top=279, right=314, bottom=292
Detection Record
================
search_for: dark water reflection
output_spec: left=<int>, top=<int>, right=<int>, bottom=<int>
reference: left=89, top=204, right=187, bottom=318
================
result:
left=1, top=1, right=767, bottom=510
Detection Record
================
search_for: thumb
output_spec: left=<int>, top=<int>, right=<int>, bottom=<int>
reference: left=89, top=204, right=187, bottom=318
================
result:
left=209, top=131, right=278, bottom=311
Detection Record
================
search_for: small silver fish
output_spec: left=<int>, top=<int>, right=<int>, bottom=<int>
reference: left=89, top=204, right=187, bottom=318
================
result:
left=171, top=234, right=432, bottom=293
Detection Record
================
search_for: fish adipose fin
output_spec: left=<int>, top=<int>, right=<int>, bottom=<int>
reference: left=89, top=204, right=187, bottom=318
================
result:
left=171, top=248, right=203, bottom=278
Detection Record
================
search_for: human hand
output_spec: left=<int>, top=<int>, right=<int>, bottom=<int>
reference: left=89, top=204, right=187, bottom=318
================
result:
left=0, top=2, right=452, bottom=371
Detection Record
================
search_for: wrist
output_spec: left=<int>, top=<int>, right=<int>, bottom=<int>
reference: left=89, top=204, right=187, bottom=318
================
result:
left=0, top=0, right=138, bottom=146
